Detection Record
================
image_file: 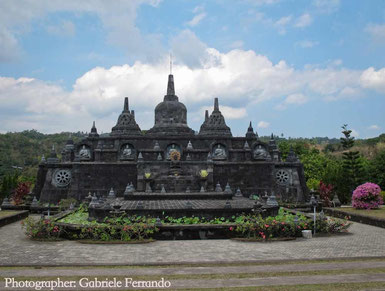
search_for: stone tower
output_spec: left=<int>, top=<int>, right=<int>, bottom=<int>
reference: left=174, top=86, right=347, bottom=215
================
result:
left=147, top=74, right=195, bottom=136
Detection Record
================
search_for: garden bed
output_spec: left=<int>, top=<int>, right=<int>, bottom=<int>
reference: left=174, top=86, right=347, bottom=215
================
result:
left=0, top=210, right=29, bottom=227
left=324, top=207, right=385, bottom=229
left=21, top=206, right=352, bottom=242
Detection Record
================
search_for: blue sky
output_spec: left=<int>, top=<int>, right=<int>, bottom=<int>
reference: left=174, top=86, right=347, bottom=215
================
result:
left=0, top=0, right=384, bottom=138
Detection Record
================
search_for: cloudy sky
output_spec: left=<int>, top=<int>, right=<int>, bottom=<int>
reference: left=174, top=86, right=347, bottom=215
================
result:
left=0, top=0, right=384, bottom=138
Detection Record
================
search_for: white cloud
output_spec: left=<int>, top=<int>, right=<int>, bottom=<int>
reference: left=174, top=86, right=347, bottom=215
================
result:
left=368, top=125, right=380, bottom=130
left=294, top=13, right=313, bottom=28
left=275, top=93, right=308, bottom=110
left=192, top=5, right=204, bottom=13
left=257, top=121, right=270, bottom=128
left=365, top=23, right=385, bottom=43
left=296, top=40, right=319, bottom=48
left=170, top=30, right=212, bottom=68
left=200, top=105, right=247, bottom=120
left=274, top=16, right=292, bottom=34
left=0, top=0, right=162, bottom=62
left=360, top=67, right=385, bottom=93
left=1, top=47, right=384, bottom=133
left=186, top=12, right=206, bottom=27
left=313, top=0, right=340, bottom=14
left=0, top=27, right=21, bottom=62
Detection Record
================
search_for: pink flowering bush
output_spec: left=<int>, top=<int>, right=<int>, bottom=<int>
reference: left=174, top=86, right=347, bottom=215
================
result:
left=352, top=183, right=383, bottom=209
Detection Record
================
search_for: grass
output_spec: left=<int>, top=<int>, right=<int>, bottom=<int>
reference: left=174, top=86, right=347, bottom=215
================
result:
left=1, top=259, right=385, bottom=290
left=337, top=206, right=385, bottom=219
left=0, top=210, right=23, bottom=218
left=184, top=282, right=385, bottom=291
left=1, top=266, right=385, bottom=281
left=1, top=257, right=385, bottom=270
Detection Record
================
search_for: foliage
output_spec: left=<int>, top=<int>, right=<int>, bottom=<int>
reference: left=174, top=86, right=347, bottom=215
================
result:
left=319, top=181, right=333, bottom=207
left=234, top=209, right=351, bottom=240
left=58, top=198, right=78, bottom=211
left=306, top=178, right=320, bottom=191
left=0, top=172, right=19, bottom=201
left=352, top=182, right=383, bottom=209
left=0, top=130, right=84, bottom=180
left=21, top=217, right=63, bottom=240
left=234, top=209, right=309, bottom=239
left=77, top=224, right=158, bottom=241
left=12, top=182, right=31, bottom=205
left=340, top=124, right=364, bottom=194
left=315, top=217, right=352, bottom=234
left=367, top=149, right=385, bottom=190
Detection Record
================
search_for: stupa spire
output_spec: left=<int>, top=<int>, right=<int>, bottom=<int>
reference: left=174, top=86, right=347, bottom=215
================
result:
left=214, top=97, right=219, bottom=111
left=167, top=74, right=175, bottom=96
left=246, top=121, right=256, bottom=138
left=205, top=110, right=209, bottom=122
left=123, top=97, right=129, bottom=112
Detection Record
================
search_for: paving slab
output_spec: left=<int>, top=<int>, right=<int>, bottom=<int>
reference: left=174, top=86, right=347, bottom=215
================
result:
left=0, top=220, right=385, bottom=266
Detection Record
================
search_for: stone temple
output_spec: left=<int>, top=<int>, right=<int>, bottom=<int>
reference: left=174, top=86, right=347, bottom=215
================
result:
left=34, top=73, right=308, bottom=218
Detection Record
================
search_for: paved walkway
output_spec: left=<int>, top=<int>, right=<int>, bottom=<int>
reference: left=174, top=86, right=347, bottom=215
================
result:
left=1, top=220, right=385, bottom=266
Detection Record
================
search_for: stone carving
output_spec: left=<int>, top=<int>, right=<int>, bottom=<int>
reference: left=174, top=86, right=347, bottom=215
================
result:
left=108, top=188, right=116, bottom=198
left=199, top=98, right=232, bottom=137
left=52, top=169, right=71, bottom=187
left=166, top=144, right=181, bottom=160
left=253, top=145, right=269, bottom=160
left=235, top=187, right=243, bottom=197
left=187, top=141, right=193, bottom=150
left=276, top=170, right=289, bottom=185
left=79, top=145, right=91, bottom=160
left=121, top=144, right=134, bottom=160
left=35, top=72, right=308, bottom=206
left=215, top=182, right=223, bottom=192
left=154, top=141, right=161, bottom=151
left=111, top=97, right=142, bottom=136
left=213, top=144, right=227, bottom=159
left=224, top=183, right=232, bottom=195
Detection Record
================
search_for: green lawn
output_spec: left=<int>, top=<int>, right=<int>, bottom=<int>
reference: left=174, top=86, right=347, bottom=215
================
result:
left=0, top=210, right=23, bottom=218
left=336, top=207, right=385, bottom=219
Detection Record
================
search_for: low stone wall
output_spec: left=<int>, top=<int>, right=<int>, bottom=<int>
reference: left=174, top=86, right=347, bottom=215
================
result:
left=0, top=210, right=29, bottom=227
left=324, top=207, right=385, bottom=229
left=55, top=220, right=237, bottom=240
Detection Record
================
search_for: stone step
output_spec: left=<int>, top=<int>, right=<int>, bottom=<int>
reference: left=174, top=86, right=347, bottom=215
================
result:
left=124, top=192, right=234, bottom=200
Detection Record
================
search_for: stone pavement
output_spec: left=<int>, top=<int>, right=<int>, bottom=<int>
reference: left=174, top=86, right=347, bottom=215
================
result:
left=0, top=220, right=385, bottom=266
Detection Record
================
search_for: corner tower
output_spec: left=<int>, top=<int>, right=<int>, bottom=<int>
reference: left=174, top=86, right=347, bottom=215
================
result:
left=146, top=74, right=194, bottom=136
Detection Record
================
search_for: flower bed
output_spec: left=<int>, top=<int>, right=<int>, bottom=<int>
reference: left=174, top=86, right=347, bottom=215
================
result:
left=21, top=206, right=351, bottom=241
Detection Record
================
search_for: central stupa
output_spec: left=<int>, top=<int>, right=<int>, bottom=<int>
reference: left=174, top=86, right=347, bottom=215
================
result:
left=146, top=74, right=195, bottom=136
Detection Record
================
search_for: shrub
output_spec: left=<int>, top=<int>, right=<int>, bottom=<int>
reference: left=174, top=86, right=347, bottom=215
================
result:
left=319, top=181, right=333, bottom=207
left=21, top=217, right=63, bottom=240
left=78, top=224, right=158, bottom=241
left=12, top=182, right=31, bottom=205
left=352, top=182, right=383, bottom=209
left=58, top=198, right=78, bottom=211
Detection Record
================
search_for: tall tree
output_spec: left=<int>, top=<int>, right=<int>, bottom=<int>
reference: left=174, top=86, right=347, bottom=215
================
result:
left=340, top=124, right=363, bottom=197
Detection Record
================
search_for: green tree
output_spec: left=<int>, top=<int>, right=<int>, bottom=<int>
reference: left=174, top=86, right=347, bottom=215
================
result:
left=339, top=124, right=364, bottom=201
left=368, top=149, right=385, bottom=190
